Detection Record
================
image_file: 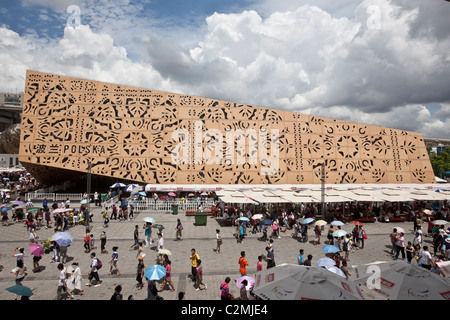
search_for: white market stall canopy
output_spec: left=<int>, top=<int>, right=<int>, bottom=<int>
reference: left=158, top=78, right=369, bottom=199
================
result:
left=143, top=184, right=450, bottom=204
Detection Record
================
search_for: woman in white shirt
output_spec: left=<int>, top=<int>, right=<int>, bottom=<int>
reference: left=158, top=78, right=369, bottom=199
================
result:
left=67, top=262, right=84, bottom=295
left=11, top=259, right=27, bottom=285
left=216, top=229, right=222, bottom=254
left=420, top=246, right=432, bottom=270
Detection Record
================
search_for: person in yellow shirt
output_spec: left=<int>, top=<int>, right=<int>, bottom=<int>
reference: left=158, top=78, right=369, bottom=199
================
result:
left=190, top=248, right=200, bottom=282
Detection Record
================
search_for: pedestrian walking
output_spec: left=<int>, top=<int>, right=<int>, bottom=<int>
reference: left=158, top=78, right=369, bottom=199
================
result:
left=390, top=228, right=398, bottom=254
left=358, top=225, right=366, bottom=249
left=238, top=221, right=245, bottom=243
left=340, top=260, right=351, bottom=280
left=136, top=257, right=145, bottom=290
left=59, top=245, right=68, bottom=264
left=146, top=279, right=158, bottom=300
left=304, top=254, right=313, bottom=266
left=87, top=252, right=101, bottom=287
left=264, top=246, right=275, bottom=269
left=327, top=226, right=334, bottom=244
left=133, top=242, right=143, bottom=261
left=56, top=263, right=74, bottom=300
left=83, top=233, right=91, bottom=253
left=50, top=241, right=59, bottom=263
left=130, top=225, right=139, bottom=250
left=257, top=255, right=263, bottom=272
left=160, top=260, right=175, bottom=292
left=175, top=218, right=183, bottom=240
left=298, top=249, right=304, bottom=265
left=100, top=231, right=107, bottom=254
left=12, top=247, right=24, bottom=264
left=420, top=246, right=432, bottom=270
left=44, top=210, right=51, bottom=229
left=238, top=251, right=248, bottom=276
left=102, top=211, right=109, bottom=228
left=111, top=204, right=117, bottom=220
left=220, top=277, right=232, bottom=300
left=143, top=222, right=152, bottom=247
left=67, top=262, right=83, bottom=295
left=190, top=248, right=200, bottom=282
left=156, top=233, right=164, bottom=252
left=215, top=229, right=222, bottom=253
left=313, top=224, right=321, bottom=245
left=109, top=246, right=121, bottom=275
left=393, top=232, right=405, bottom=260
left=110, top=285, right=123, bottom=300
left=406, top=241, right=415, bottom=263
left=129, top=204, right=134, bottom=220
left=343, top=234, right=351, bottom=261
left=32, top=251, right=41, bottom=273
left=195, top=259, right=207, bottom=291
left=240, top=280, right=248, bottom=300
left=11, top=259, right=27, bottom=285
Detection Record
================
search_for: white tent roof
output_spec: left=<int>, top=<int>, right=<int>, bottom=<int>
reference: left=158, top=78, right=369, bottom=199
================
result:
left=242, top=190, right=291, bottom=203
left=371, top=189, right=415, bottom=202
left=219, top=195, right=256, bottom=204
left=407, top=189, right=450, bottom=201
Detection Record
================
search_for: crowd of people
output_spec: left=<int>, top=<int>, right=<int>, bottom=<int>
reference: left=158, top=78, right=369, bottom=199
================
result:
left=2, top=184, right=450, bottom=300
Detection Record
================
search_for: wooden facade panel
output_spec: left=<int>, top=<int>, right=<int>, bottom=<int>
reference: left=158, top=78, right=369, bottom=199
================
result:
left=19, top=70, right=436, bottom=185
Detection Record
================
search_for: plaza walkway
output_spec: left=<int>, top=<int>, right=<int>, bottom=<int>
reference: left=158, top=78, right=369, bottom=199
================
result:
left=0, top=204, right=429, bottom=300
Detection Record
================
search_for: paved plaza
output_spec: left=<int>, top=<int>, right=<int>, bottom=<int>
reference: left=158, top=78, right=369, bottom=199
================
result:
left=0, top=203, right=432, bottom=300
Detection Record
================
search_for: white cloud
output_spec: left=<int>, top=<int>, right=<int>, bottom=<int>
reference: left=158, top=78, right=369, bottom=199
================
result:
left=0, top=24, right=172, bottom=92
left=2, top=0, right=450, bottom=139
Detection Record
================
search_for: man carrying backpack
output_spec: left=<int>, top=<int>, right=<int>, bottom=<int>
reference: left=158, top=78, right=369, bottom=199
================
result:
left=87, top=252, right=102, bottom=287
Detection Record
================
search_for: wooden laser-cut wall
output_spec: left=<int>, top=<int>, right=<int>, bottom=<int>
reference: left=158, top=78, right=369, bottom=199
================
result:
left=19, top=70, right=435, bottom=186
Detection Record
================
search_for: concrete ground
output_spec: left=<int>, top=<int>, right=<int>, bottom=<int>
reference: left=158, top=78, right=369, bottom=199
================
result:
left=0, top=204, right=433, bottom=300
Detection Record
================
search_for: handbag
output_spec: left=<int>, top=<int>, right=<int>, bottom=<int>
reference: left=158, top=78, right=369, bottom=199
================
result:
left=362, top=233, right=368, bottom=240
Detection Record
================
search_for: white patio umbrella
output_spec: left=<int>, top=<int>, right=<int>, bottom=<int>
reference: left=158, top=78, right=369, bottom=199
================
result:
left=125, top=184, right=139, bottom=192
left=353, top=261, right=450, bottom=300
left=253, top=264, right=368, bottom=300
left=326, top=266, right=347, bottom=278
left=315, top=258, right=336, bottom=269
left=143, top=217, right=156, bottom=223
left=251, top=214, right=263, bottom=220
left=110, top=183, right=126, bottom=189
left=332, top=230, right=348, bottom=237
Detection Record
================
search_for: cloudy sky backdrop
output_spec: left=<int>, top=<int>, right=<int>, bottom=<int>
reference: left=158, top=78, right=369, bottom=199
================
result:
left=1, top=0, right=449, bottom=138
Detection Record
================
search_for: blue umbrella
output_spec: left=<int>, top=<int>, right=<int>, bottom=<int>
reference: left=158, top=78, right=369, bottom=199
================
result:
left=261, top=219, right=273, bottom=225
left=1, top=207, right=12, bottom=212
left=125, top=184, right=139, bottom=192
left=322, top=245, right=340, bottom=253
left=144, top=265, right=166, bottom=280
left=6, top=285, right=33, bottom=297
left=302, top=218, right=315, bottom=224
left=110, top=183, right=126, bottom=188
left=237, top=217, right=250, bottom=222
left=330, top=220, right=345, bottom=226
left=50, top=232, right=73, bottom=246
left=138, top=192, right=147, bottom=196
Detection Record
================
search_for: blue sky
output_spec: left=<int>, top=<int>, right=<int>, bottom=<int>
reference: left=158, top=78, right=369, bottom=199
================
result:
left=0, top=0, right=449, bottom=138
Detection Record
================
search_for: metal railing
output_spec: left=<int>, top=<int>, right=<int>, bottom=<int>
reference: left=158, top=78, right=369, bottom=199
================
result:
left=129, top=198, right=216, bottom=212
left=25, top=192, right=83, bottom=202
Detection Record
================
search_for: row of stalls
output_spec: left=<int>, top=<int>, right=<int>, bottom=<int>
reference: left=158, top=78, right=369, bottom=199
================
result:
left=215, top=185, right=450, bottom=221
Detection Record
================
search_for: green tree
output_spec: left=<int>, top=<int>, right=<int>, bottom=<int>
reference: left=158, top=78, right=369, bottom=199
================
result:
left=428, top=147, right=450, bottom=177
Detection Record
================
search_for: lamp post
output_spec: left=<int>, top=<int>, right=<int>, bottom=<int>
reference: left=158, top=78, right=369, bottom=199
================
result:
left=320, top=163, right=325, bottom=219
left=86, top=160, right=92, bottom=231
